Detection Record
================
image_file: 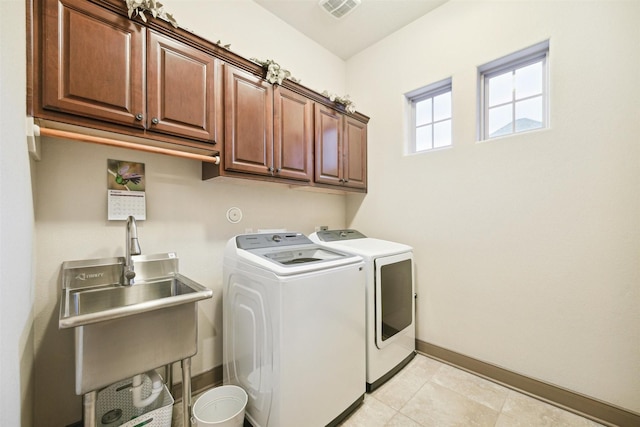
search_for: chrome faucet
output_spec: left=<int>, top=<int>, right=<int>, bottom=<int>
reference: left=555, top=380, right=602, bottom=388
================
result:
left=124, top=215, right=141, bottom=285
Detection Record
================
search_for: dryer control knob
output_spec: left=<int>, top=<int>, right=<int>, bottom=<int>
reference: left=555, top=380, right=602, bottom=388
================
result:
left=272, top=235, right=282, bottom=242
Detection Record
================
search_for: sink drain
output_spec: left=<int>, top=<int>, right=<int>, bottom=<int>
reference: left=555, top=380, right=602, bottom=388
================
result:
left=101, top=408, right=123, bottom=424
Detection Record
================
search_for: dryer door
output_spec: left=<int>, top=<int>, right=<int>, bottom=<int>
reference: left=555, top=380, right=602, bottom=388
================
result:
left=374, top=252, right=414, bottom=349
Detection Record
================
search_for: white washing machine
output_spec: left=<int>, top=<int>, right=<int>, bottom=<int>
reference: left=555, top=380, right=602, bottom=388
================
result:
left=223, top=232, right=366, bottom=427
left=310, top=229, right=416, bottom=392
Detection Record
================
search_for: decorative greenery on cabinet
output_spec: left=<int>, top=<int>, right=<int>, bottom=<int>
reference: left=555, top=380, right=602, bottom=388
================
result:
left=124, top=0, right=177, bottom=27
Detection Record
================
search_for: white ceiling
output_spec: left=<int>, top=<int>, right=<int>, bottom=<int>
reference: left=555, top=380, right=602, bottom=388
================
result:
left=252, top=0, right=449, bottom=60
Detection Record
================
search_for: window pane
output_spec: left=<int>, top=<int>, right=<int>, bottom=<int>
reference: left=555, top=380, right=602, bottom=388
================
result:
left=515, top=96, right=543, bottom=132
left=433, top=92, right=451, bottom=121
left=416, top=125, right=432, bottom=151
left=488, top=72, right=513, bottom=107
left=488, top=104, right=512, bottom=137
left=415, top=99, right=432, bottom=126
left=407, top=78, right=452, bottom=153
left=480, top=41, right=548, bottom=141
left=433, top=120, right=451, bottom=148
left=515, top=61, right=542, bottom=100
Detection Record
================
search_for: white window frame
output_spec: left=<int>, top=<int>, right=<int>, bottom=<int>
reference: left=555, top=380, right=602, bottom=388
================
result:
left=478, top=40, right=550, bottom=141
left=405, top=78, right=452, bottom=154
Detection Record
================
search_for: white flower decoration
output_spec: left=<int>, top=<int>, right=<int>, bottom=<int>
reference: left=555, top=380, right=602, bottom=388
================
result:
left=125, top=0, right=178, bottom=27
left=322, top=91, right=356, bottom=114
left=251, top=58, right=298, bottom=85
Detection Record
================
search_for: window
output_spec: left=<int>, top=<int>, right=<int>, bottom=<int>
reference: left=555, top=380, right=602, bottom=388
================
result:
left=479, top=40, right=549, bottom=140
left=406, top=78, right=452, bottom=153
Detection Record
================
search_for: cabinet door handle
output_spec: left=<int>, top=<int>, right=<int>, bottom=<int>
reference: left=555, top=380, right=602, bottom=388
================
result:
left=135, top=113, right=143, bottom=121
left=275, top=168, right=281, bottom=173
left=267, top=167, right=274, bottom=172
left=151, top=117, right=159, bottom=125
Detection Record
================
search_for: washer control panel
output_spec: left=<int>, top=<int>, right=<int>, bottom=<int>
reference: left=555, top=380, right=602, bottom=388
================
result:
left=314, top=229, right=367, bottom=242
left=236, top=233, right=312, bottom=250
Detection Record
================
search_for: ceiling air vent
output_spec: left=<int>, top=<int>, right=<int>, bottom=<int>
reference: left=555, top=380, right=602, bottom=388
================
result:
left=319, top=0, right=362, bottom=19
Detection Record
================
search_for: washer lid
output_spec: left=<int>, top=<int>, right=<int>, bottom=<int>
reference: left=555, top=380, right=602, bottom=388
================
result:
left=253, top=245, right=351, bottom=266
left=233, top=233, right=363, bottom=275
left=309, top=230, right=413, bottom=258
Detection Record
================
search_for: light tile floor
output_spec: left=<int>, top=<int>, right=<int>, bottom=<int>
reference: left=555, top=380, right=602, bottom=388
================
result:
left=338, top=354, right=604, bottom=427
left=173, top=354, right=604, bottom=427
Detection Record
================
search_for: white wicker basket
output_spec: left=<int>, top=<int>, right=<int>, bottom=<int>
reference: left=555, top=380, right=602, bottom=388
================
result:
left=96, top=375, right=174, bottom=427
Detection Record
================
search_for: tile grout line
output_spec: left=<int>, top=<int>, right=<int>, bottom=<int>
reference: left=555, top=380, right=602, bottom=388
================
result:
left=380, top=356, right=445, bottom=426
left=429, top=363, right=505, bottom=419
left=379, top=355, right=523, bottom=427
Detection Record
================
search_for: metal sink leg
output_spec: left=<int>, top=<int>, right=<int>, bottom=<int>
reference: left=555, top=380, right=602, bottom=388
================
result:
left=165, top=362, right=173, bottom=391
left=182, top=358, right=192, bottom=427
left=83, top=390, right=97, bottom=427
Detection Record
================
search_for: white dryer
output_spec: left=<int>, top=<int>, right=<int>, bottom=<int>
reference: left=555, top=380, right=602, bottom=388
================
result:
left=310, top=229, right=415, bottom=391
left=223, top=232, right=366, bottom=427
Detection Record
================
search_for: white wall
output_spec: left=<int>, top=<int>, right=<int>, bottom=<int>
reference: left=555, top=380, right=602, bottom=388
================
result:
left=0, top=1, right=35, bottom=426
left=162, top=0, right=347, bottom=95
left=23, top=0, right=640, bottom=423
left=32, top=2, right=349, bottom=426
left=346, top=0, right=640, bottom=413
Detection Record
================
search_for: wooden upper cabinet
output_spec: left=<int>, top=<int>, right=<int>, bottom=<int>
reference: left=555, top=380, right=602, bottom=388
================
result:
left=43, top=0, right=145, bottom=127
left=224, top=65, right=313, bottom=182
left=273, top=86, right=313, bottom=182
left=224, top=65, right=274, bottom=175
left=315, top=104, right=367, bottom=190
left=147, top=31, right=219, bottom=143
left=34, top=0, right=367, bottom=189
left=315, top=104, right=343, bottom=186
left=41, top=0, right=219, bottom=144
left=343, top=115, right=367, bottom=190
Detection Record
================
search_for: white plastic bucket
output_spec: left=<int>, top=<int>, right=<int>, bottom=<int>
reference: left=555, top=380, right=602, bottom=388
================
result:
left=192, top=385, right=248, bottom=427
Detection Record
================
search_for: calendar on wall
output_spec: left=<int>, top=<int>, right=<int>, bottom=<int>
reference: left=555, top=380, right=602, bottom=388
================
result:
left=107, top=159, right=146, bottom=220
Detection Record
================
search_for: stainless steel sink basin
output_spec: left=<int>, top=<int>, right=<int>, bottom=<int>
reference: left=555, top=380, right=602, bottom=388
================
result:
left=58, top=253, right=213, bottom=396
left=60, top=273, right=210, bottom=328
left=69, top=279, right=177, bottom=316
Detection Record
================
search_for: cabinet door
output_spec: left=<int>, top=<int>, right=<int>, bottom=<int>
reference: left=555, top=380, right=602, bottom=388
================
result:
left=343, top=116, right=367, bottom=189
left=147, top=31, right=219, bottom=143
left=224, top=66, right=274, bottom=175
left=273, top=86, right=313, bottom=182
left=314, top=104, right=343, bottom=186
left=43, top=0, right=145, bottom=127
